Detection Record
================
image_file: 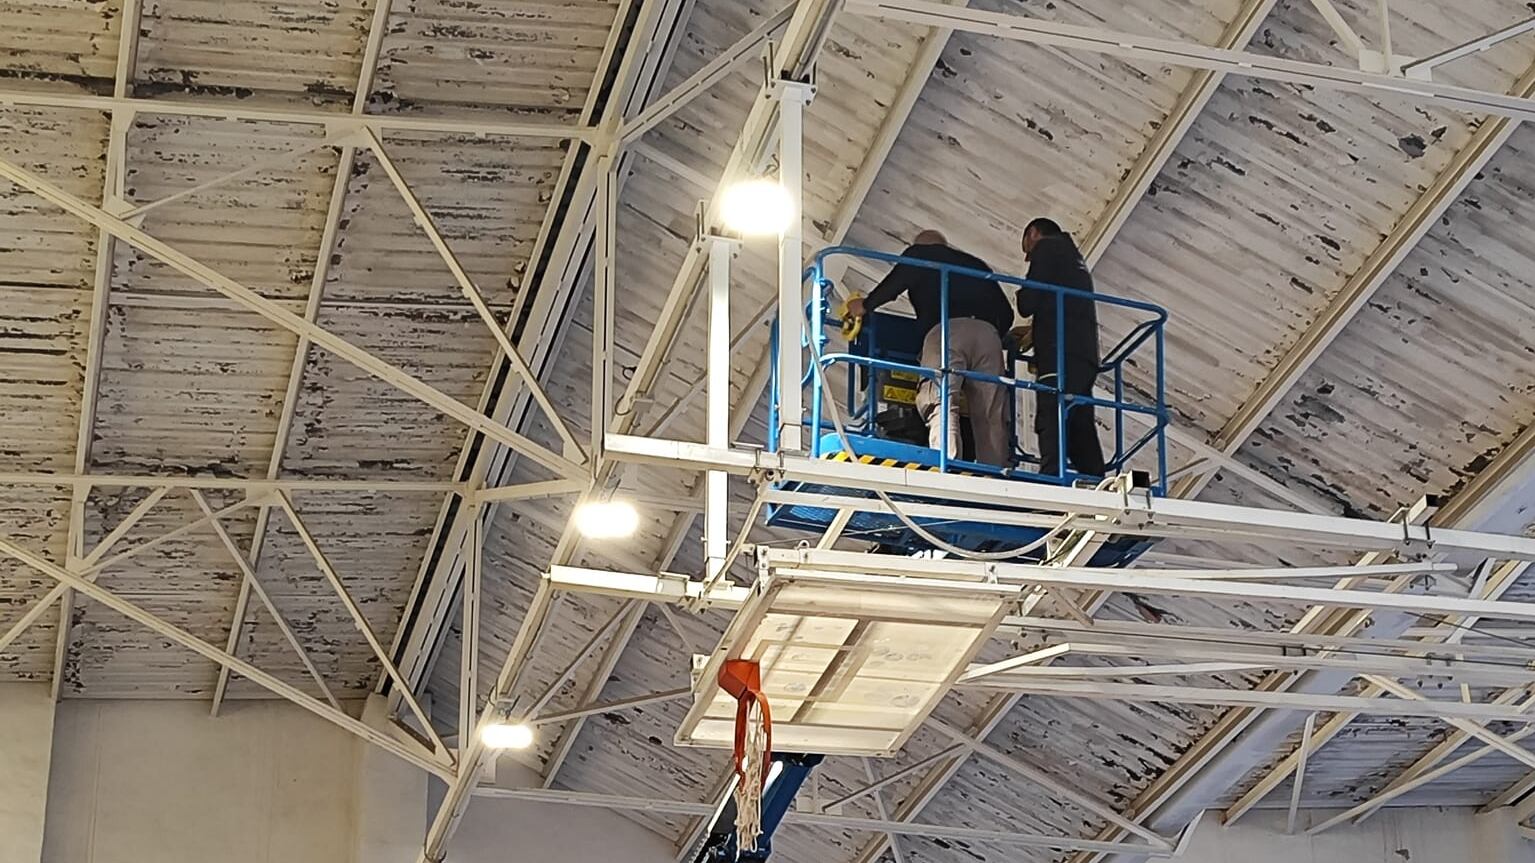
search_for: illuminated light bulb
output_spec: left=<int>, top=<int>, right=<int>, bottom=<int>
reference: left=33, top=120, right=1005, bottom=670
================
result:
left=720, top=178, right=795, bottom=237
left=480, top=721, right=534, bottom=750
left=572, top=499, right=640, bottom=540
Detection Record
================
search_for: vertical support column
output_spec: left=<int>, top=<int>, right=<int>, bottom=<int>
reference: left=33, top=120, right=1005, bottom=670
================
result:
left=592, top=155, right=618, bottom=468
left=459, top=500, right=481, bottom=758
left=705, top=237, right=734, bottom=581
left=0, top=683, right=55, bottom=863
left=774, top=82, right=812, bottom=453
left=1377, top=0, right=1394, bottom=73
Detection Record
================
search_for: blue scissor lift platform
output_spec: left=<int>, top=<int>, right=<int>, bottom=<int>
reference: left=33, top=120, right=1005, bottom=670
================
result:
left=762, top=246, right=1171, bottom=568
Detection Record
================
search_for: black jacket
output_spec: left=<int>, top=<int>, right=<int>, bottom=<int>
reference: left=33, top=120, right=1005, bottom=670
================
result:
left=863, top=243, right=1014, bottom=338
left=1017, top=233, right=1099, bottom=371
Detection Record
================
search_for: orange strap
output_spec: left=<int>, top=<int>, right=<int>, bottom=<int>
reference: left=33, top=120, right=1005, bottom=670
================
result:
left=719, top=659, right=772, bottom=787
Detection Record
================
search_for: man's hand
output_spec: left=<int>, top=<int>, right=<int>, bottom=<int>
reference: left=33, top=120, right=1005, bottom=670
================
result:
left=1009, top=324, right=1034, bottom=351
left=845, top=296, right=867, bottom=319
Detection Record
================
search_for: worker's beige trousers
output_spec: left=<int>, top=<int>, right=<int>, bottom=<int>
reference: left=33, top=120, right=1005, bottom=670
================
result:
left=914, top=317, right=1010, bottom=466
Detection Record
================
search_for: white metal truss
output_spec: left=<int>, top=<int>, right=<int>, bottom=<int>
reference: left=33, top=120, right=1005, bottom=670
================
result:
left=1222, top=559, right=1530, bottom=823
left=10, top=1, right=1535, bottom=859
left=1173, top=55, right=1535, bottom=499
left=192, top=490, right=341, bottom=712
left=0, top=473, right=462, bottom=494
left=382, top=0, right=698, bottom=721
left=413, top=5, right=847, bottom=858
left=1078, top=0, right=1280, bottom=266
left=54, top=0, right=145, bottom=703
left=0, top=88, right=584, bottom=141
left=0, top=158, right=584, bottom=482
left=471, top=786, right=1191, bottom=857
left=601, top=435, right=1535, bottom=560
left=0, top=517, right=454, bottom=782
left=848, top=0, right=1535, bottom=123
left=212, top=0, right=398, bottom=714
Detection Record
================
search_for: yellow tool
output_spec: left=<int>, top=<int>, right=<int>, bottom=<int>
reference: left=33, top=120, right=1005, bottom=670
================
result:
left=838, top=292, right=865, bottom=342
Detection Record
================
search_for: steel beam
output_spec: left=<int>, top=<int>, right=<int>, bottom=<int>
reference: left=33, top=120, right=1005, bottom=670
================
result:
left=1373, top=686, right=1535, bottom=817
left=0, top=158, right=584, bottom=480
left=421, top=577, right=558, bottom=861
left=538, top=599, right=644, bottom=787
left=0, top=533, right=453, bottom=780
left=531, top=686, right=690, bottom=726
left=959, top=679, right=1535, bottom=725
left=0, top=88, right=585, bottom=141
left=0, top=487, right=167, bottom=655
left=1222, top=560, right=1528, bottom=823
left=470, top=786, right=1180, bottom=855
left=192, top=490, right=341, bottom=711
left=0, top=472, right=461, bottom=494
left=1403, top=16, right=1535, bottom=77
left=57, top=0, right=144, bottom=700
left=847, top=0, right=1535, bottom=123
left=603, top=436, right=1535, bottom=559
left=0, top=492, right=255, bottom=654
left=1286, top=712, right=1315, bottom=834
left=863, top=758, right=908, bottom=863
left=1079, top=0, right=1280, bottom=266
left=458, top=502, right=481, bottom=758
left=362, top=127, right=588, bottom=462
left=276, top=492, right=449, bottom=760
left=928, top=719, right=1170, bottom=848
left=1363, top=675, right=1535, bottom=770
left=382, top=0, right=696, bottom=712
left=1306, top=0, right=1367, bottom=57
left=620, top=4, right=796, bottom=144
left=1306, top=724, right=1535, bottom=833
left=970, top=635, right=1535, bottom=688
left=1174, top=59, right=1535, bottom=500
left=212, top=0, right=397, bottom=714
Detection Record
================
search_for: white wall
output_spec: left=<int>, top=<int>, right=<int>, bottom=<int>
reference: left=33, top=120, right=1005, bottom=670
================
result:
left=438, top=760, right=674, bottom=863
left=1180, top=806, right=1532, bottom=863
left=34, top=696, right=671, bottom=863
left=1, top=683, right=56, bottom=863
left=44, top=699, right=364, bottom=863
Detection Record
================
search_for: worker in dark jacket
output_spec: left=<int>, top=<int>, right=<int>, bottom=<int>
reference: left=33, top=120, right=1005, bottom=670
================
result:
left=846, top=230, right=1014, bottom=466
left=1016, top=218, right=1105, bottom=478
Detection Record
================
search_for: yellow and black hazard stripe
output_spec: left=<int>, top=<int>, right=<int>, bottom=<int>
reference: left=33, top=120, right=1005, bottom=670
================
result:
left=822, top=445, right=988, bottom=472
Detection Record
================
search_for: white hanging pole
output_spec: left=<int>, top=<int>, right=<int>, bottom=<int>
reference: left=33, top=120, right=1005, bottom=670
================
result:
left=1287, top=712, right=1316, bottom=833
left=459, top=500, right=482, bottom=759
left=1377, top=0, right=1395, bottom=74
left=593, top=155, right=618, bottom=468
left=706, top=236, right=734, bottom=581
left=774, top=76, right=814, bottom=453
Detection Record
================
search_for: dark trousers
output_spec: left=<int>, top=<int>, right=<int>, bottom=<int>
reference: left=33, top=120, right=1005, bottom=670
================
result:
left=1035, top=358, right=1105, bottom=478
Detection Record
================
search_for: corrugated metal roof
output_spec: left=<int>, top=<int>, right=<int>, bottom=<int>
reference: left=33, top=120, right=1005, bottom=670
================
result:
left=369, top=0, right=623, bottom=120
left=6, top=0, right=1535, bottom=857
left=134, top=0, right=373, bottom=105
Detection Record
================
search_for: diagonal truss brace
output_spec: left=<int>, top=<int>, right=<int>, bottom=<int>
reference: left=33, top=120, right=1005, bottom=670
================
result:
left=0, top=157, right=585, bottom=482
left=361, top=127, right=588, bottom=463
left=849, top=0, right=1535, bottom=124
left=1, top=490, right=258, bottom=654
left=275, top=491, right=451, bottom=762
left=191, top=490, right=341, bottom=711
left=0, top=533, right=453, bottom=780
